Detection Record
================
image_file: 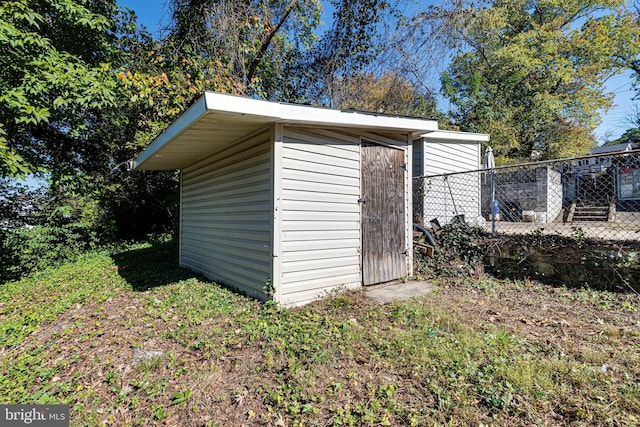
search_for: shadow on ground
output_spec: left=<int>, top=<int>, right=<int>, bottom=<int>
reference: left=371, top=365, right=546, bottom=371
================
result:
left=111, top=239, right=201, bottom=291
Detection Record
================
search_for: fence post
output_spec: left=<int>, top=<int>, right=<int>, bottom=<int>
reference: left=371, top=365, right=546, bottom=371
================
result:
left=491, top=169, right=496, bottom=236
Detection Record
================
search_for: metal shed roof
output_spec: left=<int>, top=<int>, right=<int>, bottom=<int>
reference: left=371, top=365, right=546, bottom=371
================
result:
left=133, top=92, right=440, bottom=170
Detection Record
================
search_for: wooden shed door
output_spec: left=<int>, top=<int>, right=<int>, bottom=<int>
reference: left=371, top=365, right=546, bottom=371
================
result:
left=361, top=141, right=407, bottom=285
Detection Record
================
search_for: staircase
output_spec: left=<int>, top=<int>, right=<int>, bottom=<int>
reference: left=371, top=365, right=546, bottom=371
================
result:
left=567, top=203, right=612, bottom=222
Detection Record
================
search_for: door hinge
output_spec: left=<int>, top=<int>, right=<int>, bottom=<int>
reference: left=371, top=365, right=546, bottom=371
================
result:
left=358, top=198, right=366, bottom=204
left=400, top=164, right=407, bottom=171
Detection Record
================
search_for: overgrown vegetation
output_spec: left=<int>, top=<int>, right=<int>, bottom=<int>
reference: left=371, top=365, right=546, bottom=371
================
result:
left=0, top=224, right=99, bottom=281
left=414, top=222, right=487, bottom=278
left=0, top=179, right=111, bottom=281
left=1, top=239, right=638, bottom=425
left=1, top=0, right=640, bottom=420
left=414, top=223, right=640, bottom=295
left=1, top=0, right=639, bottom=284
left=483, top=233, right=640, bottom=293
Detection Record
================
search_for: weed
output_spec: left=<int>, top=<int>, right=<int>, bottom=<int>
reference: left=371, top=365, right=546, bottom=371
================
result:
left=171, top=388, right=192, bottom=406
left=485, top=330, right=517, bottom=350
left=2, top=238, right=638, bottom=425
left=105, top=369, right=118, bottom=385
left=329, top=295, right=351, bottom=309
left=151, top=404, right=168, bottom=420
left=570, top=226, right=587, bottom=243
left=136, top=355, right=164, bottom=372
left=414, top=222, right=486, bottom=278
left=467, top=276, right=501, bottom=294
left=621, top=300, right=637, bottom=313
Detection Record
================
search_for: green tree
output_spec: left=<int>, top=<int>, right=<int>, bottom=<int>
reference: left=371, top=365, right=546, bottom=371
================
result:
left=606, top=127, right=640, bottom=146
left=0, top=2, right=191, bottom=246
left=0, top=0, right=123, bottom=178
left=96, top=14, right=246, bottom=239
left=428, top=0, right=638, bottom=163
left=103, top=0, right=396, bottom=239
left=328, top=71, right=441, bottom=119
left=604, top=1, right=640, bottom=97
left=163, top=0, right=322, bottom=100
left=297, top=0, right=396, bottom=105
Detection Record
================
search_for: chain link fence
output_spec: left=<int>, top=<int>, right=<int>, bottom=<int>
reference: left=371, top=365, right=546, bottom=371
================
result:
left=413, top=150, right=640, bottom=243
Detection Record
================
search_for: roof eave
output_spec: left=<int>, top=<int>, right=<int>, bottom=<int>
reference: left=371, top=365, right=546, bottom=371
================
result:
left=132, top=96, right=208, bottom=170
left=419, top=129, right=490, bottom=143
left=133, top=92, right=440, bottom=170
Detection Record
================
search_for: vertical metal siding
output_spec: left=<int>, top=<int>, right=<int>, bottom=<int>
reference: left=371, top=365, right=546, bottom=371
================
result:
left=180, top=129, right=273, bottom=300
left=421, top=140, right=481, bottom=225
left=412, top=139, right=425, bottom=177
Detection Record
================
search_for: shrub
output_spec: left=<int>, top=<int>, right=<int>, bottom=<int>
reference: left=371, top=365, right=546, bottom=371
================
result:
left=414, top=222, right=486, bottom=277
left=0, top=223, right=99, bottom=282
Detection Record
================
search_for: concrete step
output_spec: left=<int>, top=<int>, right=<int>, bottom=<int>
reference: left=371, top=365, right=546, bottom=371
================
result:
left=572, top=205, right=610, bottom=222
left=576, top=206, right=609, bottom=212
left=574, top=211, right=608, bottom=216
left=572, top=216, right=608, bottom=221
left=573, top=211, right=608, bottom=216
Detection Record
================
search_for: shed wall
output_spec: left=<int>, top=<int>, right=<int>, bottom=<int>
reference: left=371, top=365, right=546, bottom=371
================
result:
left=180, top=128, right=273, bottom=300
left=412, top=140, right=424, bottom=177
left=416, top=140, right=481, bottom=225
left=277, top=128, right=363, bottom=306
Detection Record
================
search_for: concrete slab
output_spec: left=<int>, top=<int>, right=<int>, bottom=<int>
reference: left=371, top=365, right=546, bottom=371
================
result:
left=363, top=280, right=434, bottom=304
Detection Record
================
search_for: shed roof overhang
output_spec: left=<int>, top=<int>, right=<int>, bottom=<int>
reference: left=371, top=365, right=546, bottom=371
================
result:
left=133, top=91, right=440, bottom=170
left=419, top=130, right=490, bottom=143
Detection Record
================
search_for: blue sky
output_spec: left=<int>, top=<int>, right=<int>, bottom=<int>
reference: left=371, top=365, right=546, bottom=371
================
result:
left=118, top=0, right=638, bottom=144
left=119, top=0, right=168, bottom=36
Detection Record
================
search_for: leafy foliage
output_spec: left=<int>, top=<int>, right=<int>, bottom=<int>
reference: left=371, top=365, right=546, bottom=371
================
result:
left=163, top=0, right=322, bottom=99
left=0, top=176, right=111, bottom=281
left=606, top=127, right=640, bottom=146
left=2, top=0, right=639, bottom=280
left=0, top=225, right=100, bottom=282
left=327, top=71, right=441, bottom=118
left=0, top=0, right=121, bottom=178
left=415, top=222, right=487, bottom=278
left=588, top=2, right=640, bottom=98
left=1, top=239, right=638, bottom=424
left=0, top=178, right=47, bottom=229
left=430, top=0, right=639, bottom=162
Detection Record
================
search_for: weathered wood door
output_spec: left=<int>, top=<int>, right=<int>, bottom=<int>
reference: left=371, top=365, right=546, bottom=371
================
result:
left=361, top=141, right=407, bottom=285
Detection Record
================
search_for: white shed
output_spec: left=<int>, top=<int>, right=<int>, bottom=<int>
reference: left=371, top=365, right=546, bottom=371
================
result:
left=133, top=92, right=488, bottom=306
left=413, top=130, right=490, bottom=225
left=133, top=92, right=440, bottom=306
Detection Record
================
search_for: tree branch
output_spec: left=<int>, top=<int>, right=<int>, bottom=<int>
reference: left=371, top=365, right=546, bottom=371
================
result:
left=246, top=0, right=298, bottom=86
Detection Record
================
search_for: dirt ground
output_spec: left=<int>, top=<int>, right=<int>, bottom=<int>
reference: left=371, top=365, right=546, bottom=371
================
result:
left=4, top=255, right=639, bottom=426
left=427, top=277, right=639, bottom=356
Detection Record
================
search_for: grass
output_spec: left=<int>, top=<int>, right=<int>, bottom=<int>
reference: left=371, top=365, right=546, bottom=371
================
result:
left=0, top=239, right=639, bottom=426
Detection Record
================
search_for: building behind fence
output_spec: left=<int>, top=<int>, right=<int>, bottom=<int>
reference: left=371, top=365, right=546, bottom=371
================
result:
left=414, top=149, right=640, bottom=242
